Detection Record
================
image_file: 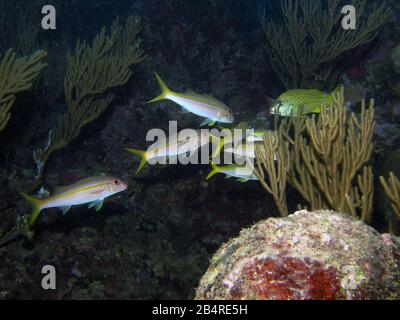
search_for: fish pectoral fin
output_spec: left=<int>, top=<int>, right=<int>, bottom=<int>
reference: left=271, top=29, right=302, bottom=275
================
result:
left=312, top=105, right=321, bottom=113
left=237, top=178, right=249, bottom=183
left=88, top=199, right=104, bottom=212
left=59, top=206, right=72, bottom=215
left=200, top=118, right=216, bottom=127
left=200, top=118, right=210, bottom=126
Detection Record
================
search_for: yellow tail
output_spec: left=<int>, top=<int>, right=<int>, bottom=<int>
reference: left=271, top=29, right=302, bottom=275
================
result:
left=126, top=148, right=147, bottom=175
left=206, top=161, right=221, bottom=180
left=20, top=192, right=43, bottom=226
left=146, top=73, right=172, bottom=104
left=210, top=135, right=224, bottom=159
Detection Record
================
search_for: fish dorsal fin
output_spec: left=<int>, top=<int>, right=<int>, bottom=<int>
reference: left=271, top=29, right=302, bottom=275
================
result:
left=53, top=177, right=105, bottom=195
left=183, top=89, right=229, bottom=111
left=201, top=94, right=227, bottom=107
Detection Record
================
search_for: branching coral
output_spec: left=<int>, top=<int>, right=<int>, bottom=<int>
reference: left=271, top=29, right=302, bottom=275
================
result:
left=252, top=130, right=290, bottom=217
left=33, top=16, right=145, bottom=180
left=259, top=0, right=391, bottom=89
left=0, top=0, right=45, bottom=55
left=380, top=172, right=400, bottom=221
left=0, top=49, right=47, bottom=133
left=256, top=89, right=375, bottom=222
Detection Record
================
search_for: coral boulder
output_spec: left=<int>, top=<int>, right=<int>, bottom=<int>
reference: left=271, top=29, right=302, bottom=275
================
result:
left=195, top=210, right=400, bottom=300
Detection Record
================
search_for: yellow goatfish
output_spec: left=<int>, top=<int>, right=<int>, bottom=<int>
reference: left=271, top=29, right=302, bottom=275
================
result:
left=206, top=162, right=259, bottom=183
left=126, top=130, right=216, bottom=174
left=247, top=129, right=271, bottom=142
left=20, top=176, right=128, bottom=226
left=224, top=141, right=277, bottom=161
left=209, top=121, right=250, bottom=158
left=147, top=73, right=234, bottom=126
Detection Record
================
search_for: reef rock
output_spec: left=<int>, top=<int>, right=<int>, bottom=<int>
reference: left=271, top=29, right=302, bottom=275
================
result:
left=195, top=210, right=400, bottom=300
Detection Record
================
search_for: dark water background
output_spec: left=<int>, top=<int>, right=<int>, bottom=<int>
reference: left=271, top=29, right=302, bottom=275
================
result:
left=0, top=0, right=399, bottom=299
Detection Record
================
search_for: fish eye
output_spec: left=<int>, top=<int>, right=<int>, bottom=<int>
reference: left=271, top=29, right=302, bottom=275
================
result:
left=114, top=179, right=120, bottom=185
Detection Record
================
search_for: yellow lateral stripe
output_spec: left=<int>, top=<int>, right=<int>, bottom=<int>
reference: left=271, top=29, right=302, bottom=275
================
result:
left=45, top=181, right=109, bottom=203
left=174, top=92, right=228, bottom=112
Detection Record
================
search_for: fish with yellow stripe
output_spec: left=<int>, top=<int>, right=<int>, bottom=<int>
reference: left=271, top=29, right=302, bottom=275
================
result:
left=206, top=161, right=259, bottom=183
left=209, top=121, right=251, bottom=158
left=224, top=140, right=277, bottom=161
left=20, top=176, right=128, bottom=226
left=126, top=129, right=219, bottom=174
left=246, top=129, right=270, bottom=142
left=147, top=73, right=234, bottom=126
left=270, top=85, right=343, bottom=117
left=210, top=125, right=274, bottom=159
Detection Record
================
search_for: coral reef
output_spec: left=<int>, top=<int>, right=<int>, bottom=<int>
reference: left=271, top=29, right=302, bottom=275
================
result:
left=33, top=16, right=145, bottom=181
left=0, top=49, right=47, bottom=133
left=376, top=150, right=400, bottom=234
left=195, top=210, right=400, bottom=300
left=252, top=130, right=289, bottom=217
left=259, top=0, right=391, bottom=89
left=255, top=89, right=375, bottom=222
left=0, top=0, right=399, bottom=300
left=380, top=172, right=400, bottom=222
left=0, top=0, right=46, bottom=55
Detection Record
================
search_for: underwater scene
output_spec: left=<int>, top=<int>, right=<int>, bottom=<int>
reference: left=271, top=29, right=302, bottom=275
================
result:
left=0, top=0, right=400, bottom=301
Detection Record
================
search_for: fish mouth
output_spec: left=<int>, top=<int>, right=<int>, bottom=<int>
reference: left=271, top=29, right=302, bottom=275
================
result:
left=119, top=180, right=128, bottom=191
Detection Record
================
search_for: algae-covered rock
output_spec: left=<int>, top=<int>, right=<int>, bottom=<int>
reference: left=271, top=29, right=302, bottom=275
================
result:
left=195, top=210, right=400, bottom=300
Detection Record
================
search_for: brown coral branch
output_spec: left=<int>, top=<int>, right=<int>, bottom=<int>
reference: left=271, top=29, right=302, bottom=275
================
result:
left=269, top=88, right=375, bottom=220
left=259, top=0, right=391, bottom=89
left=380, top=172, right=400, bottom=220
left=0, top=49, right=47, bottom=133
left=253, top=129, right=290, bottom=217
left=32, top=16, right=145, bottom=181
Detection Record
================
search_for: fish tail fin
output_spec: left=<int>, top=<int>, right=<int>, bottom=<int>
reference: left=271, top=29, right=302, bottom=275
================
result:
left=210, top=135, right=224, bottom=159
left=146, top=73, right=172, bottom=103
left=126, top=148, right=147, bottom=175
left=20, top=192, right=43, bottom=226
left=206, top=161, right=220, bottom=180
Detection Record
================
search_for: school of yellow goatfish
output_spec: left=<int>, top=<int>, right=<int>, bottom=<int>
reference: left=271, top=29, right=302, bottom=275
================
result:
left=21, top=72, right=341, bottom=227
